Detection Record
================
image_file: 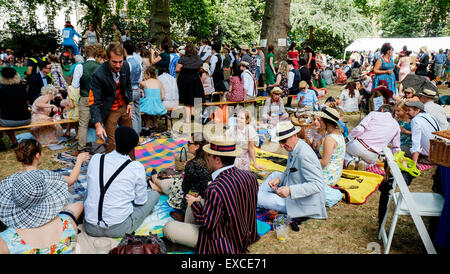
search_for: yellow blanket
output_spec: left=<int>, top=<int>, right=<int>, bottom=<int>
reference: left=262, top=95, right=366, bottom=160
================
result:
left=334, top=170, right=383, bottom=204
left=251, top=148, right=383, bottom=205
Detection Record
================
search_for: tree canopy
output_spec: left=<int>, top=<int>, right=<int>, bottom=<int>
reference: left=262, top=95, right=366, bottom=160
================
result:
left=0, top=0, right=449, bottom=57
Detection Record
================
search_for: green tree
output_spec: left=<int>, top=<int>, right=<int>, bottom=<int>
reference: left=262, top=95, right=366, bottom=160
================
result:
left=289, top=0, right=372, bottom=57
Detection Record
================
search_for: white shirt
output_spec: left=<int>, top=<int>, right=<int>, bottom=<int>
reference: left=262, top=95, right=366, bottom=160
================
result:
left=229, top=52, right=235, bottom=65
left=211, top=165, right=234, bottom=181
left=71, top=62, right=86, bottom=89
left=198, top=45, right=212, bottom=61
left=158, top=72, right=179, bottom=102
left=84, top=150, right=148, bottom=227
left=424, top=101, right=449, bottom=130
left=339, top=89, right=360, bottom=113
left=410, top=113, right=440, bottom=156
left=241, top=69, right=256, bottom=97
left=209, top=54, right=221, bottom=76
left=288, top=68, right=295, bottom=89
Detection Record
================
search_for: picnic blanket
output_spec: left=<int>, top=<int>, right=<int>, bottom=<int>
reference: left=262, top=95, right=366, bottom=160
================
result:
left=332, top=169, right=383, bottom=205
left=365, top=162, right=434, bottom=176
left=134, top=138, right=188, bottom=175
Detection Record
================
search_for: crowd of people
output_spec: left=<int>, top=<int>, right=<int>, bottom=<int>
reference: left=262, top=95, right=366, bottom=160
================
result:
left=0, top=22, right=449, bottom=254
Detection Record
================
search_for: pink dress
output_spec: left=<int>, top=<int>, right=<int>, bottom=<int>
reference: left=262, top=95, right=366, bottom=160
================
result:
left=226, top=76, right=245, bottom=102
left=398, top=56, right=411, bottom=82
left=29, top=96, right=63, bottom=146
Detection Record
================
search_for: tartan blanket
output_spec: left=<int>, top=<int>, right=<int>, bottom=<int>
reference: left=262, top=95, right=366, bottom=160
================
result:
left=134, top=138, right=188, bottom=175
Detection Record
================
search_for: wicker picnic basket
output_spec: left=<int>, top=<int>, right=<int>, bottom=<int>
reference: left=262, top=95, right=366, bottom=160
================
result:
left=429, top=130, right=450, bottom=168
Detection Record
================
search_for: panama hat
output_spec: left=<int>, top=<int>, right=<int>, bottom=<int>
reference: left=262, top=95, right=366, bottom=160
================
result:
left=202, top=62, right=210, bottom=72
left=272, top=121, right=301, bottom=142
left=0, top=170, right=69, bottom=228
left=240, top=45, right=249, bottom=50
left=249, top=48, right=258, bottom=55
left=420, top=88, right=438, bottom=99
left=270, top=87, right=283, bottom=95
left=420, top=46, right=427, bottom=52
left=239, top=61, right=250, bottom=68
left=299, top=80, right=309, bottom=89
left=203, top=135, right=243, bottom=157
left=314, top=107, right=340, bottom=125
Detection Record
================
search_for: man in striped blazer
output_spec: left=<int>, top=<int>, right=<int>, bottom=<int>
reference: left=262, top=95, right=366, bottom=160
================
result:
left=163, top=136, right=260, bottom=254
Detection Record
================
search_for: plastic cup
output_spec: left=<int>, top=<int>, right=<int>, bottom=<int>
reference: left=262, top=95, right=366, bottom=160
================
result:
left=275, top=225, right=289, bottom=242
left=93, top=238, right=111, bottom=254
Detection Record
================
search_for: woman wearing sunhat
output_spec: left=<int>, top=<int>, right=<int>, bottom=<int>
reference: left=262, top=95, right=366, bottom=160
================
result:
left=262, top=87, right=289, bottom=125
left=313, top=107, right=345, bottom=207
left=0, top=140, right=86, bottom=254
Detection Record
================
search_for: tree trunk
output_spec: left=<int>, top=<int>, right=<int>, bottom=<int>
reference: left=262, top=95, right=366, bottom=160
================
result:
left=308, top=25, right=314, bottom=44
left=260, top=0, right=292, bottom=64
left=148, top=0, right=171, bottom=46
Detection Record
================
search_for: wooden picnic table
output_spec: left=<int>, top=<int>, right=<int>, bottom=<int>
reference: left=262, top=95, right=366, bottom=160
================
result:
left=0, top=119, right=78, bottom=131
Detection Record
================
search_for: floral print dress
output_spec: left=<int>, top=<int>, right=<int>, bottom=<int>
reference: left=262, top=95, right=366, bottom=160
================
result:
left=319, top=133, right=345, bottom=207
left=0, top=214, right=77, bottom=254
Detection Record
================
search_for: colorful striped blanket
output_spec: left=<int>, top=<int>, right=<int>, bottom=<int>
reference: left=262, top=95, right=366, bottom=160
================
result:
left=134, top=138, right=188, bottom=175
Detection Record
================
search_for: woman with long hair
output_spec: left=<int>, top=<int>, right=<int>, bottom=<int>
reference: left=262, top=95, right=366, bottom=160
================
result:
left=313, top=107, right=345, bottom=207
left=176, top=43, right=204, bottom=122
left=225, top=109, right=265, bottom=171
left=139, top=65, right=166, bottom=133
left=267, top=60, right=289, bottom=97
left=265, top=44, right=276, bottom=85
left=338, top=81, right=360, bottom=113
left=150, top=132, right=211, bottom=219
left=287, top=42, right=299, bottom=69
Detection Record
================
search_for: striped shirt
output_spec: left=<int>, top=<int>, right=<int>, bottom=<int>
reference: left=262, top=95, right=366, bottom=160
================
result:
left=191, top=167, right=260, bottom=254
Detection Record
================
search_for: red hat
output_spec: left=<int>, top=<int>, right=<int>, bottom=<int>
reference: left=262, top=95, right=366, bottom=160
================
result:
left=65, top=21, right=72, bottom=27
left=378, top=80, right=388, bottom=87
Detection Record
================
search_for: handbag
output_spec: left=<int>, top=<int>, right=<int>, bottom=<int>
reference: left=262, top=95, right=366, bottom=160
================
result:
left=174, top=146, right=188, bottom=171
left=109, top=233, right=167, bottom=254
left=394, top=151, right=421, bottom=177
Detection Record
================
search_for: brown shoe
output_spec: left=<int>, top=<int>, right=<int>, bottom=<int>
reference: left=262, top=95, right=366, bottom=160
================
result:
left=169, top=211, right=185, bottom=222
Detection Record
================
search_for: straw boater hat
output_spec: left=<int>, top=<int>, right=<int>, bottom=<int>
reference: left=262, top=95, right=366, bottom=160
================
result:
left=271, top=87, right=283, bottom=95
left=420, top=88, right=438, bottom=99
left=239, top=61, right=250, bottom=68
left=203, top=136, right=243, bottom=157
left=241, top=45, right=249, bottom=50
left=0, top=170, right=69, bottom=228
left=314, top=107, right=340, bottom=125
left=272, top=121, right=301, bottom=142
left=202, top=62, right=210, bottom=72
left=299, top=81, right=309, bottom=89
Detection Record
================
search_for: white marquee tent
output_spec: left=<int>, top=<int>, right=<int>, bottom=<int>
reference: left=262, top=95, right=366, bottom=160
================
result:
left=344, top=37, right=450, bottom=58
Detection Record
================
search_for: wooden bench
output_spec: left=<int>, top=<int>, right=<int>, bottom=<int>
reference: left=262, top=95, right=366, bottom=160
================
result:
left=0, top=119, right=78, bottom=131
left=202, top=96, right=270, bottom=107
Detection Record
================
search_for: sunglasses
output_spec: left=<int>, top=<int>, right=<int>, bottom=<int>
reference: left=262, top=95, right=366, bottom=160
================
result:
left=279, top=139, right=287, bottom=145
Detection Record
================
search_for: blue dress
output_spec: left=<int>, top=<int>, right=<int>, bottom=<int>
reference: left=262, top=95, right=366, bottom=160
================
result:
left=140, top=88, right=167, bottom=116
left=373, top=57, right=397, bottom=95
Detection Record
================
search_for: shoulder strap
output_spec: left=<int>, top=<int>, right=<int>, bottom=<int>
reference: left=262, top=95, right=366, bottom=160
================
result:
left=419, top=114, right=440, bottom=132
left=97, top=154, right=132, bottom=227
